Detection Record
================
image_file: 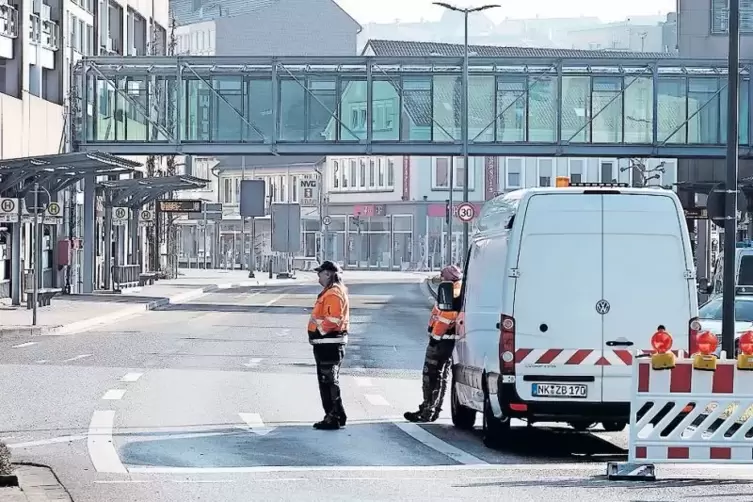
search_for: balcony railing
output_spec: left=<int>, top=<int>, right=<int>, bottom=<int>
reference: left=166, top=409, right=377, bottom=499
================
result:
left=29, top=14, right=59, bottom=50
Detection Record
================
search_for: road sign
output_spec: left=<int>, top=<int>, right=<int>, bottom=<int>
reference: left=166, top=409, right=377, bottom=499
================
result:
left=271, top=204, right=301, bottom=253
left=684, top=207, right=708, bottom=219
left=158, top=199, right=202, bottom=213
left=24, top=187, right=49, bottom=214
left=139, top=209, right=154, bottom=226
left=46, top=202, right=61, bottom=217
left=299, top=177, right=319, bottom=207
left=322, top=215, right=332, bottom=226
left=0, top=198, right=18, bottom=223
left=188, top=202, right=223, bottom=221
left=112, top=207, right=129, bottom=226
left=457, top=202, right=476, bottom=222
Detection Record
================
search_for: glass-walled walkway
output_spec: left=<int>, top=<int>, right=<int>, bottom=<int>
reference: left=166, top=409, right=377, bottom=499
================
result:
left=73, top=55, right=753, bottom=158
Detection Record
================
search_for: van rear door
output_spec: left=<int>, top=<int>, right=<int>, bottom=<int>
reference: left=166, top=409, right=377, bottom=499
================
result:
left=513, top=193, right=603, bottom=404
left=601, top=193, right=693, bottom=402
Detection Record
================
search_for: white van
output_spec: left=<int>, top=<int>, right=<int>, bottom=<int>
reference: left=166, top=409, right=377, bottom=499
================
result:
left=438, top=183, right=699, bottom=447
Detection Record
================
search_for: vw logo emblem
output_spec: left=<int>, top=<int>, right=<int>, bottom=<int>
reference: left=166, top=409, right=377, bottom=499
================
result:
left=595, top=300, right=611, bottom=315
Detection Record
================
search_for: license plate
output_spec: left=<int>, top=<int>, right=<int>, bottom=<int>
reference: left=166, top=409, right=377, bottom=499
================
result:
left=532, top=383, right=588, bottom=398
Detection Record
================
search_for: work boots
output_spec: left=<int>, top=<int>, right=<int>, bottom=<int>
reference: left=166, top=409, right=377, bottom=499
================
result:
left=403, top=410, right=433, bottom=423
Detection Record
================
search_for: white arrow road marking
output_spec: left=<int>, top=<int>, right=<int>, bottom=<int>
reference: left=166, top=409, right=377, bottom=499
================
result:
left=239, top=413, right=276, bottom=436
left=393, top=422, right=488, bottom=465
left=63, top=354, right=92, bottom=362
left=13, top=342, right=37, bottom=348
left=243, top=358, right=263, bottom=368
left=88, top=410, right=126, bottom=473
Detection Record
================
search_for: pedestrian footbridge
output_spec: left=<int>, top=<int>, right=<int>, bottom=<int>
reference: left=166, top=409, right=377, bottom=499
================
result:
left=72, top=54, right=752, bottom=158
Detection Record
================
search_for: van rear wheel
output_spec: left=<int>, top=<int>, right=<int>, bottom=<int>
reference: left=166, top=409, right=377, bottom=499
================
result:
left=450, top=380, right=476, bottom=430
left=482, top=395, right=510, bottom=448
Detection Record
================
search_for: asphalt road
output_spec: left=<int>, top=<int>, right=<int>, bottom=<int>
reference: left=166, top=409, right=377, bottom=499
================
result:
left=2, top=275, right=753, bottom=501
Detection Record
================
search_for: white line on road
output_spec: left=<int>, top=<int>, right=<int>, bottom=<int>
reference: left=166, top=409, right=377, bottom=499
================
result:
left=102, top=389, right=127, bottom=400
left=239, top=413, right=276, bottom=436
left=35, top=360, right=48, bottom=364
left=87, top=410, right=126, bottom=474
left=63, top=354, right=92, bottom=362
left=364, top=394, right=390, bottom=406
left=354, top=377, right=373, bottom=387
left=243, top=358, right=263, bottom=368
left=8, top=435, right=87, bottom=449
left=263, top=294, right=286, bottom=306
left=121, top=372, right=143, bottom=382
left=393, top=422, right=487, bottom=465
left=12, top=342, right=36, bottom=348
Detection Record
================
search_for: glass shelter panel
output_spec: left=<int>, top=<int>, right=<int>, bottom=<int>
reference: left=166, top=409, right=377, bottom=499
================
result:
left=591, top=76, right=622, bottom=143
left=687, top=77, right=721, bottom=144
left=528, top=76, right=557, bottom=142
left=372, top=80, right=400, bottom=141
left=339, top=79, right=367, bottom=141
left=624, top=76, right=653, bottom=143
left=561, top=76, right=591, bottom=143
left=433, top=75, right=461, bottom=142
left=185, top=79, right=211, bottom=141
left=246, top=79, right=273, bottom=142
left=468, top=76, right=494, bottom=142
left=721, top=78, right=750, bottom=145
left=308, top=78, right=337, bottom=142
left=496, top=76, right=526, bottom=142
left=402, top=77, right=431, bottom=141
left=657, top=77, right=687, bottom=144
left=212, top=77, right=244, bottom=142
left=279, top=79, right=306, bottom=141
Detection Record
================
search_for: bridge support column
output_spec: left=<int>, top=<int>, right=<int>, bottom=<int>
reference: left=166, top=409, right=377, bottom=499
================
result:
left=82, top=174, right=95, bottom=293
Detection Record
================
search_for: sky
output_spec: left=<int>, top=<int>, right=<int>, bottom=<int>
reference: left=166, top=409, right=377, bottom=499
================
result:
left=334, top=0, right=676, bottom=24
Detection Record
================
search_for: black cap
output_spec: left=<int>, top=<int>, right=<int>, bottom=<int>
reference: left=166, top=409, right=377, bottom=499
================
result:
left=314, top=260, right=342, bottom=273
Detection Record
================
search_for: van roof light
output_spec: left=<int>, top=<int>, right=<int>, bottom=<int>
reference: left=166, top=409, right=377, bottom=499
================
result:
left=569, top=181, right=629, bottom=188
left=555, top=176, right=569, bottom=187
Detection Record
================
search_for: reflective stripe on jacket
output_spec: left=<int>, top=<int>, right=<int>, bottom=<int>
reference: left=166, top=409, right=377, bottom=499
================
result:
left=308, top=283, right=350, bottom=345
left=427, top=304, right=440, bottom=332
left=430, top=280, right=462, bottom=340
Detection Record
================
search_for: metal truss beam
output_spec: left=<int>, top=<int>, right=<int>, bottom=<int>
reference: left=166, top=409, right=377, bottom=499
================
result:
left=74, top=142, right=753, bottom=159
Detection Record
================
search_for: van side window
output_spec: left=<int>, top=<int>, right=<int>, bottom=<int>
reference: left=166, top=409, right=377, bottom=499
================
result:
left=740, top=256, right=753, bottom=285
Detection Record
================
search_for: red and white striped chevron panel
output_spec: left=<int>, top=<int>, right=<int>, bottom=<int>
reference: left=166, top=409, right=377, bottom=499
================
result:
left=515, top=348, right=684, bottom=366
left=635, top=445, right=753, bottom=461
left=636, top=360, right=753, bottom=394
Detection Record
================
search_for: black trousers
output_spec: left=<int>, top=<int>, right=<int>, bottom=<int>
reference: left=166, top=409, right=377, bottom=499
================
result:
left=313, top=344, right=346, bottom=421
left=420, top=338, right=455, bottom=419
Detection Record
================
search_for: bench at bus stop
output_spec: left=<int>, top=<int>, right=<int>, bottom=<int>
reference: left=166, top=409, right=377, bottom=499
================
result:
left=139, top=272, right=159, bottom=286
left=24, top=288, right=62, bottom=309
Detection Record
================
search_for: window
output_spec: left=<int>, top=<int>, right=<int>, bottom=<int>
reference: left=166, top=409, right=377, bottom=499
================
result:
left=291, top=175, right=298, bottom=202
left=600, top=160, right=615, bottom=183
left=432, top=157, right=473, bottom=190
left=506, top=158, right=523, bottom=189
left=350, top=103, right=367, bottom=131
left=433, top=157, right=450, bottom=188
left=387, top=159, right=395, bottom=187
left=359, top=159, right=366, bottom=187
left=537, top=158, right=553, bottom=187
left=569, top=158, right=585, bottom=184
left=332, top=160, right=340, bottom=189
left=373, top=100, right=396, bottom=130
left=349, top=159, right=357, bottom=189
left=369, top=159, right=376, bottom=187
left=455, top=158, right=467, bottom=189
left=234, top=178, right=240, bottom=203
left=223, top=178, right=232, bottom=203
left=712, top=0, right=753, bottom=34
left=377, top=158, right=385, bottom=187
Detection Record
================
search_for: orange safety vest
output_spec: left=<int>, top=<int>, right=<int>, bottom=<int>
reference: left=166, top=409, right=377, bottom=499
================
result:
left=430, top=280, right=462, bottom=340
left=308, top=283, right=350, bottom=345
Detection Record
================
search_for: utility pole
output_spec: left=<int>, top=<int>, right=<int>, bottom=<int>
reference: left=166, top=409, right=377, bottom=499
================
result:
left=722, top=0, right=741, bottom=358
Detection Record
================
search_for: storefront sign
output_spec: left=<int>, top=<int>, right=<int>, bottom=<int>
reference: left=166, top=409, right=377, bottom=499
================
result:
left=299, top=177, right=319, bottom=207
left=353, top=204, right=386, bottom=217
left=402, top=157, right=410, bottom=201
left=427, top=203, right=482, bottom=218
left=485, top=157, right=498, bottom=201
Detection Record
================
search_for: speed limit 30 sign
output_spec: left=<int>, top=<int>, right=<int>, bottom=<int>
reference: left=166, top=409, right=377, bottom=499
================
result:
left=457, top=202, right=476, bottom=222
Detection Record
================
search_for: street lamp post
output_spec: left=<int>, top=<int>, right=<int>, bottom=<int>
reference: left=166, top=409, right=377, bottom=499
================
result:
left=433, top=2, right=500, bottom=262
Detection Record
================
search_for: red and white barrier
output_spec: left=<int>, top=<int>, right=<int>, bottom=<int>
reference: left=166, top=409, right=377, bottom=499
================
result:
left=608, top=353, right=753, bottom=480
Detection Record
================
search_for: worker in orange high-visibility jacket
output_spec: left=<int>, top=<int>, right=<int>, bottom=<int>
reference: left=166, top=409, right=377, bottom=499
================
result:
left=308, top=260, right=350, bottom=430
left=405, top=264, right=463, bottom=423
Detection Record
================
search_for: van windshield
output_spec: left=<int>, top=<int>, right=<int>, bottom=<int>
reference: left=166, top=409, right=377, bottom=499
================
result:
left=740, top=256, right=753, bottom=285
left=699, top=298, right=753, bottom=322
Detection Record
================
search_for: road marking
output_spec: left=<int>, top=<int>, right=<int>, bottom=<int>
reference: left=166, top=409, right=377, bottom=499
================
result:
left=63, top=354, right=92, bottom=362
left=243, top=358, right=263, bottom=368
left=94, top=479, right=235, bottom=484
left=87, top=410, right=126, bottom=474
left=263, top=294, right=286, bottom=306
left=394, top=422, right=488, bottom=465
left=8, top=435, right=87, bottom=449
left=121, top=372, right=143, bottom=382
left=364, top=394, right=390, bottom=406
left=35, top=360, right=48, bottom=364
left=12, top=342, right=36, bottom=348
left=354, top=377, right=372, bottom=387
left=102, top=389, right=127, bottom=400
left=239, top=413, right=276, bottom=436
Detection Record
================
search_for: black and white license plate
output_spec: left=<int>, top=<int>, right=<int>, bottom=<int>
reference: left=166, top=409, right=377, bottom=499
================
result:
left=532, top=383, right=588, bottom=398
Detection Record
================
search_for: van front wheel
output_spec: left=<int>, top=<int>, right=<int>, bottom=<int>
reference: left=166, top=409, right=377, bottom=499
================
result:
left=602, top=421, right=627, bottom=432
left=482, top=395, right=510, bottom=448
left=450, top=380, right=476, bottom=430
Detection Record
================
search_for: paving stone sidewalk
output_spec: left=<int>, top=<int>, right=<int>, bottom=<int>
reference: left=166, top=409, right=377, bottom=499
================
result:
left=0, top=465, right=71, bottom=502
left=0, top=268, right=316, bottom=337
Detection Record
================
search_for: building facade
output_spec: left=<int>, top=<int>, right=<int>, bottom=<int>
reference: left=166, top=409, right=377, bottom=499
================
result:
left=0, top=0, right=168, bottom=298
